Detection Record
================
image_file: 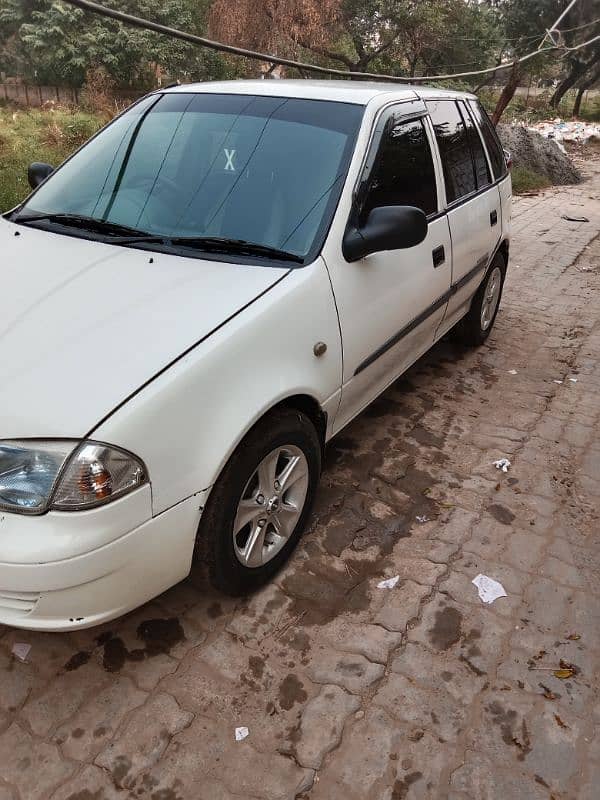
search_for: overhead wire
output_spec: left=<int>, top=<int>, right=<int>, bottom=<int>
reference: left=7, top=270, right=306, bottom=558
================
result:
left=61, top=0, right=599, bottom=84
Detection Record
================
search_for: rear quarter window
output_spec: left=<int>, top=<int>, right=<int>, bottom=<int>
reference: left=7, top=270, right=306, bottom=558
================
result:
left=458, top=100, right=490, bottom=189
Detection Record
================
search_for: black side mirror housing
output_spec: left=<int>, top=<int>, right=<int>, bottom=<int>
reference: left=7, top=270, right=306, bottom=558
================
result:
left=343, top=205, right=428, bottom=263
left=28, top=162, right=54, bottom=190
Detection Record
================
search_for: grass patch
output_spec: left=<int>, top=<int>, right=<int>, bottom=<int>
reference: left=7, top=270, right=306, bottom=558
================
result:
left=0, top=107, right=102, bottom=212
left=510, top=165, right=552, bottom=195
left=478, top=89, right=600, bottom=125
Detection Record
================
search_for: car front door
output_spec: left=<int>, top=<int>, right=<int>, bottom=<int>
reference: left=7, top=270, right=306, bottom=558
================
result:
left=322, top=101, right=452, bottom=434
left=426, top=98, right=501, bottom=335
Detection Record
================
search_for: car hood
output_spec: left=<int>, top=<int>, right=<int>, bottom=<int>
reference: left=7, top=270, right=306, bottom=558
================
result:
left=0, top=220, right=289, bottom=438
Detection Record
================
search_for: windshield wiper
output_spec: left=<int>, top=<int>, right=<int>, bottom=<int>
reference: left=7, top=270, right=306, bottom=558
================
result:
left=13, top=213, right=304, bottom=263
left=112, top=235, right=304, bottom=264
left=13, top=212, right=150, bottom=239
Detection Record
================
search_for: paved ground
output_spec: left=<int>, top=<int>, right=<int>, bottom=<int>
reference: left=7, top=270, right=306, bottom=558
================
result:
left=1, top=158, right=600, bottom=800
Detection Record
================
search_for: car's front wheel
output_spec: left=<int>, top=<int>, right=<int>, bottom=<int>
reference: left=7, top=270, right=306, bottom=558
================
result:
left=195, top=408, right=321, bottom=595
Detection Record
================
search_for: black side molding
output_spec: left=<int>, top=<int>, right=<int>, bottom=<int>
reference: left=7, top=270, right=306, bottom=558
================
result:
left=353, top=254, right=490, bottom=377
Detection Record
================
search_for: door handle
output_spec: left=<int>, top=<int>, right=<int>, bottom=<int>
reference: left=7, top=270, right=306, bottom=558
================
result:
left=490, top=209, right=498, bottom=226
left=432, top=245, right=445, bottom=267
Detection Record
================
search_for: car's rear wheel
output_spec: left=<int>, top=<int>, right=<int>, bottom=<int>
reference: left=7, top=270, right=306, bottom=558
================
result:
left=195, top=408, right=321, bottom=595
left=455, top=253, right=506, bottom=346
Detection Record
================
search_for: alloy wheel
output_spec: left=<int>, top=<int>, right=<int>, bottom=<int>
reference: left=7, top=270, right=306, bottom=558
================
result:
left=232, top=445, right=309, bottom=568
left=480, top=266, right=502, bottom=331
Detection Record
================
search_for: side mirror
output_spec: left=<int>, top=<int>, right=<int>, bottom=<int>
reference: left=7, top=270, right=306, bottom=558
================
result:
left=28, top=162, right=54, bottom=190
left=343, top=205, right=428, bottom=263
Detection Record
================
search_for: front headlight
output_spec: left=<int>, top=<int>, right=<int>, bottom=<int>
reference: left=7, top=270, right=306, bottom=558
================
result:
left=0, top=440, right=147, bottom=514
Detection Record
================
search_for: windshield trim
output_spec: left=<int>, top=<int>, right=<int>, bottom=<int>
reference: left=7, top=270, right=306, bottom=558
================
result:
left=8, top=92, right=365, bottom=268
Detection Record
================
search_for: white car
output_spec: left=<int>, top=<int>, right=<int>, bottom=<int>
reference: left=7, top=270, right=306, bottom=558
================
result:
left=0, top=80, right=511, bottom=630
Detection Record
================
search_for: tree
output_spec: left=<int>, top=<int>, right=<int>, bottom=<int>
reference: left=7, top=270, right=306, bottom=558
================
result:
left=209, top=0, right=499, bottom=80
left=549, top=0, right=600, bottom=111
left=572, top=62, right=600, bottom=116
left=485, top=0, right=569, bottom=124
left=208, top=0, right=339, bottom=76
left=0, top=0, right=231, bottom=87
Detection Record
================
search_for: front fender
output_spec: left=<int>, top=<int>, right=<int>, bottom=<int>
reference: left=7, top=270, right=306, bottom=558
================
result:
left=91, top=258, right=343, bottom=514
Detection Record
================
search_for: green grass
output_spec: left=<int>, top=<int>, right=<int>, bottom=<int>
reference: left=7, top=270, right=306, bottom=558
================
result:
left=510, top=165, right=553, bottom=194
left=478, top=89, right=600, bottom=125
left=0, top=107, right=102, bottom=212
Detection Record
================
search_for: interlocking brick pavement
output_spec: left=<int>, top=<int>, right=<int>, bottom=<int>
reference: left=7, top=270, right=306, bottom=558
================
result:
left=1, top=160, right=599, bottom=800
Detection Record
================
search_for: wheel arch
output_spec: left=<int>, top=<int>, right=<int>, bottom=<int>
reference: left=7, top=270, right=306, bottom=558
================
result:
left=497, top=238, right=509, bottom=267
left=270, top=394, right=327, bottom=452
left=197, top=393, right=327, bottom=512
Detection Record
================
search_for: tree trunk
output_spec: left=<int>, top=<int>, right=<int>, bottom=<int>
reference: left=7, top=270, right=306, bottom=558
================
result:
left=551, top=59, right=586, bottom=108
left=573, top=85, right=585, bottom=117
left=491, top=63, right=521, bottom=126
left=573, top=64, right=600, bottom=117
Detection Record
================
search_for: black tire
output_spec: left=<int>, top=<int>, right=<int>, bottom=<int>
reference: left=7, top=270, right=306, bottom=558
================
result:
left=195, top=408, right=321, bottom=595
left=454, top=253, right=506, bottom=346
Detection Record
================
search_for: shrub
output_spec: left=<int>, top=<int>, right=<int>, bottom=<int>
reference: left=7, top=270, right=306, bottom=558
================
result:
left=510, top=165, right=552, bottom=194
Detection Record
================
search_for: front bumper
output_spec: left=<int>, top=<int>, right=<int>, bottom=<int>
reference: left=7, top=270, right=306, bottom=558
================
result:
left=0, top=488, right=205, bottom=631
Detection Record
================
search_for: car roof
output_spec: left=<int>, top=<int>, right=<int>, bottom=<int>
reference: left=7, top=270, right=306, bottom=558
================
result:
left=163, top=79, right=476, bottom=106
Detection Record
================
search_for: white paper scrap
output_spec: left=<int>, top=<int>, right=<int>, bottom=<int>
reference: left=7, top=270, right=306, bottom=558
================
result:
left=472, top=574, right=507, bottom=605
left=377, top=575, right=400, bottom=590
left=12, top=643, right=31, bottom=662
left=416, top=515, right=429, bottom=524
left=508, top=369, right=518, bottom=375
left=235, top=726, right=249, bottom=742
left=569, top=377, right=578, bottom=383
left=553, top=380, right=563, bottom=384
left=493, top=458, right=511, bottom=473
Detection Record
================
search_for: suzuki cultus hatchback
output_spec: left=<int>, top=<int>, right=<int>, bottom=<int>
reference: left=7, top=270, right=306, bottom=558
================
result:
left=0, top=80, right=510, bottom=629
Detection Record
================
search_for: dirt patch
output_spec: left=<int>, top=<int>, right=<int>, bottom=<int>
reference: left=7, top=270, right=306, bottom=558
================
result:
left=429, top=606, right=463, bottom=651
left=63, top=618, right=185, bottom=673
left=278, top=674, right=308, bottom=710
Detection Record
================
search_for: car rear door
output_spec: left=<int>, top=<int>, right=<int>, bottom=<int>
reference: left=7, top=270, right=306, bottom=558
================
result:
left=467, top=98, right=511, bottom=246
left=323, top=100, right=452, bottom=433
left=426, top=98, right=501, bottom=334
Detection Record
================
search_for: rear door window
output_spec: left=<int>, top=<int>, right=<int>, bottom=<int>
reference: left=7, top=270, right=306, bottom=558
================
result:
left=362, top=114, right=438, bottom=219
left=458, top=100, right=490, bottom=189
left=467, top=100, right=507, bottom=180
left=426, top=99, right=476, bottom=203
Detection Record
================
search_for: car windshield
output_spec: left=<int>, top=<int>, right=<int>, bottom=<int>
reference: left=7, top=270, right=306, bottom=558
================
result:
left=17, top=92, right=363, bottom=262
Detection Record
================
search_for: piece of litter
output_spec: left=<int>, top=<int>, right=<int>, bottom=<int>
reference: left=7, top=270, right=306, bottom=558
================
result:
left=377, top=575, right=400, bottom=589
left=561, top=214, right=589, bottom=223
left=416, top=515, right=429, bottom=524
left=472, top=574, right=507, bottom=605
left=235, top=726, right=249, bottom=741
left=11, top=643, right=31, bottom=662
left=493, top=458, right=511, bottom=473
left=553, top=380, right=563, bottom=384
left=568, top=377, right=578, bottom=383
left=508, top=369, right=518, bottom=375
left=553, top=668, right=574, bottom=680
